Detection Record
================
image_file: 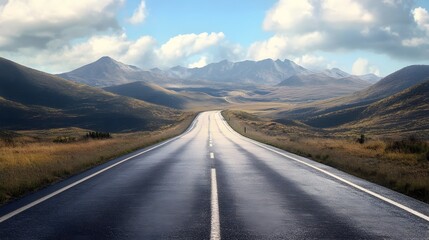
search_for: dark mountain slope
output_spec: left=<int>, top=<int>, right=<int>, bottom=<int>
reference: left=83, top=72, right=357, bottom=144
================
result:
left=304, top=79, right=429, bottom=131
left=0, top=57, right=181, bottom=132
left=104, top=81, right=187, bottom=109
left=347, top=65, right=429, bottom=104
left=277, top=73, right=370, bottom=88
left=280, top=65, right=429, bottom=119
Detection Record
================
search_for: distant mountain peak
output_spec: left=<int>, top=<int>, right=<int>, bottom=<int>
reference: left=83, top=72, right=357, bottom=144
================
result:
left=58, top=56, right=148, bottom=87
left=165, top=58, right=312, bottom=84
left=95, top=56, right=117, bottom=64
left=99, top=56, right=113, bottom=60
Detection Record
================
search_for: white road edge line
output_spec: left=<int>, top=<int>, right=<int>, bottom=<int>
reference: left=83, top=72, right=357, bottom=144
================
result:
left=210, top=168, right=221, bottom=240
left=0, top=114, right=201, bottom=223
left=217, top=111, right=429, bottom=222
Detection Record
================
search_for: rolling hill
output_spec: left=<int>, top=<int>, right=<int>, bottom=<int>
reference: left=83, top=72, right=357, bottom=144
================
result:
left=276, top=65, right=429, bottom=135
left=344, top=65, right=429, bottom=104
left=104, top=81, right=188, bottom=109
left=277, top=73, right=370, bottom=88
left=104, top=81, right=228, bottom=109
left=304, top=79, right=429, bottom=133
left=0, top=57, right=182, bottom=132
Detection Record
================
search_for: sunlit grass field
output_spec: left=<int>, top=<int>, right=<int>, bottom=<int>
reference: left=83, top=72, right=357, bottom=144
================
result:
left=223, top=110, right=429, bottom=203
left=0, top=113, right=195, bottom=205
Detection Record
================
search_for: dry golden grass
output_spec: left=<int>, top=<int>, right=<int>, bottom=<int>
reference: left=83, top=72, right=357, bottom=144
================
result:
left=223, top=110, right=429, bottom=203
left=0, top=113, right=195, bottom=205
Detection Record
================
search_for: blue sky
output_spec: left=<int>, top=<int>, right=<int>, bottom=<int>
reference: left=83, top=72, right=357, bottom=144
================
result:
left=1, top=0, right=429, bottom=76
left=120, top=0, right=276, bottom=45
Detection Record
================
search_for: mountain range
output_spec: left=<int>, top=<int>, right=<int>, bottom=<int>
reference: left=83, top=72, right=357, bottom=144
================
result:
left=57, top=56, right=175, bottom=87
left=1, top=55, right=427, bottom=136
left=59, top=57, right=380, bottom=87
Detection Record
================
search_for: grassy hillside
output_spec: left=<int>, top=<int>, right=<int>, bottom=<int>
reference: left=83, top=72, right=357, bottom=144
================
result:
left=223, top=110, right=429, bottom=203
left=105, top=81, right=229, bottom=110
left=303, top=80, right=429, bottom=137
left=0, top=57, right=183, bottom=132
left=104, top=81, right=188, bottom=109
left=351, top=65, right=429, bottom=103
left=274, top=65, right=429, bottom=137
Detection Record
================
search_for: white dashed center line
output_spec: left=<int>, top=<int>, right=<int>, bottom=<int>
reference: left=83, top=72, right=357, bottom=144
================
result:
left=210, top=168, right=220, bottom=240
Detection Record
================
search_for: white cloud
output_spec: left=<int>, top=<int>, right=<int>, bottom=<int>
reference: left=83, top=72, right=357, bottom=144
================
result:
left=293, top=54, right=331, bottom=70
left=380, top=26, right=399, bottom=37
left=247, top=32, right=324, bottom=60
left=247, top=35, right=288, bottom=61
left=263, top=0, right=314, bottom=32
left=402, top=7, right=429, bottom=47
left=156, top=32, right=225, bottom=62
left=0, top=0, right=122, bottom=50
left=321, top=0, right=373, bottom=23
left=188, top=56, right=208, bottom=68
left=258, top=0, right=429, bottom=60
left=402, top=37, right=427, bottom=47
left=352, top=58, right=380, bottom=76
left=128, top=0, right=146, bottom=24
left=412, top=7, right=429, bottom=33
left=121, top=35, right=157, bottom=64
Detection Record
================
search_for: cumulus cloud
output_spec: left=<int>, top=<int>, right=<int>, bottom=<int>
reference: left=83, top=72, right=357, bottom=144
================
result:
left=293, top=54, right=333, bottom=70
left=413, top=7, right=429, bottom=33
left=188, top=56, right=208, bottom=68
left=247, top=32, right=324, bottom=60
left=0, top=0, right=122, bottom=50
left=263, top=0, right=314, bottom=32
left=128, top=0, right=146, bottom=24
left=247, top=35, right=288, bottom=61
left=156, top=32, right=225, bottom=66
left=352, top=58, right=380, bottom=76
left=321, top=0, right=373, bottom=23
left=257, top=0, right=429, bottom=60
left=402, top=7, right=429, bottom=47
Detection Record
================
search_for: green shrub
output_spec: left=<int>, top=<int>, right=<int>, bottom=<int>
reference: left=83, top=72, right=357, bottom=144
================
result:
left=86, top=131, right=112, bottom=139
left=357, top=134, right=365, bottom=144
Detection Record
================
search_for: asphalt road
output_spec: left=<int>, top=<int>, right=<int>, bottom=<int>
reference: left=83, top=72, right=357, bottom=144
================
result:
left=0, top=111, right=428, bottom=239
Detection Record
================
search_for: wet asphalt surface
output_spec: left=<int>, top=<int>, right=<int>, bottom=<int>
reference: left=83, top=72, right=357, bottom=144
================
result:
left=0, top=111, right=428, bottom=239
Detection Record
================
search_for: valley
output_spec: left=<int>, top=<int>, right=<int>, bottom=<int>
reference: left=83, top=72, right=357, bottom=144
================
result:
left=1, top=55, right=429, bottom=206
